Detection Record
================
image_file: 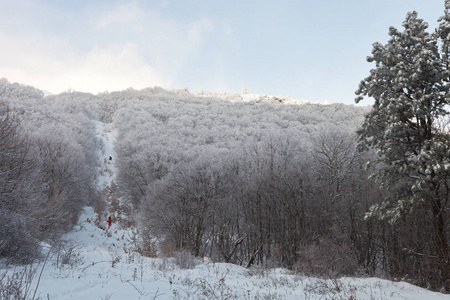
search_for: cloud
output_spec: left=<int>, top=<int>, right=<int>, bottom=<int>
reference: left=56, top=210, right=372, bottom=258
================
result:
left=0, top=0, right=236, bottom=94
left=51, top=43, right=171, bottom=93
left=0, top=30, right=170, bottom=94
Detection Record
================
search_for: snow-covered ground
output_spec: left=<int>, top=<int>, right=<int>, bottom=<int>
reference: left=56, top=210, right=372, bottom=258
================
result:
left=19, top=209, right=450, bottom=299
left=94, top=120, right=118, bottom=190
left=2, top=120, right=449, bottom=299
left=196, top=90, right=318, bottom=105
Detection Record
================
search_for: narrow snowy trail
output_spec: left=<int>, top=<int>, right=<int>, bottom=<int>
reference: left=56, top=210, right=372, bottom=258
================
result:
left=35, top=120, right=146, bottom=299
left=24, top=120, right=450, bottom=299
left=94, top=120, right=118, bottom=190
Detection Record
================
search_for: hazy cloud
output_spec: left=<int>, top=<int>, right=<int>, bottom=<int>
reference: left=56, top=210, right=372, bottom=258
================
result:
left=0, top=0, right=234, bottom=94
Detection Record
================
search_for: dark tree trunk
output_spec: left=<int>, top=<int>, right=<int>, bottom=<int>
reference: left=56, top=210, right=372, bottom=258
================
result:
left=431, top=192, right=450, bottom=291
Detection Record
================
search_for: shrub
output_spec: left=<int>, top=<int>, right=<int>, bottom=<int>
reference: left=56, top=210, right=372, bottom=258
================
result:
left=0, top=211, right=41, bottom=265
left=174, top=251, right=199, bottom=269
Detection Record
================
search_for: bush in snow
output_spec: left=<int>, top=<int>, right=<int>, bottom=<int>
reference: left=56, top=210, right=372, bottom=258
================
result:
left=174, top=251, right=200, bottom=269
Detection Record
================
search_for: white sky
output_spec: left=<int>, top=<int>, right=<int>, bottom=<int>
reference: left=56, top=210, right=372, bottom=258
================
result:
left=0, top=0, right=446, bottom=105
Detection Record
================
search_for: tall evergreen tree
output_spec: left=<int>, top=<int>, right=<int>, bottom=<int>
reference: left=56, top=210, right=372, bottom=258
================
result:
left=438, top=0, right=450, bottom=71
left=356, top=11, right=450, bottom=290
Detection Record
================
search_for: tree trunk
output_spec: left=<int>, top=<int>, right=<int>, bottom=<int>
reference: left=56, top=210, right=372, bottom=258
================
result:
left=246, top=247, right=261, bottom=268
left=224, top=235, right=246, bottom=263
left=431, top=195, right=450, bottom=291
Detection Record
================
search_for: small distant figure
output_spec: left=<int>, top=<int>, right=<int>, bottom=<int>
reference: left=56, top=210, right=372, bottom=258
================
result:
left=108, top=216, right=112, bottom=227
left=109, top=156, right=112, bottom=161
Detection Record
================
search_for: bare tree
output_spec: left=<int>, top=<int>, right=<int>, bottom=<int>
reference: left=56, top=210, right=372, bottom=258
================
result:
left=141, top=160, right=225, bottom=257
left=0, top=101, right=41, bottom=263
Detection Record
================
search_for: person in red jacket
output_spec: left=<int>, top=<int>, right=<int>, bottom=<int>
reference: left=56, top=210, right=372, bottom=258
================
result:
left=108, top=216, right=112, bottom=228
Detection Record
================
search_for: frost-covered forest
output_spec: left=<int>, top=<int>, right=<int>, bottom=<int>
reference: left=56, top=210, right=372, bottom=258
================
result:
left=0, top=79, right=98, bottom=263
left=0, top=71, right=448, bottom=298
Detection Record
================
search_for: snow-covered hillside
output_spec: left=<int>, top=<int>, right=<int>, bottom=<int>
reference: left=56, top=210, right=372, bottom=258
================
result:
left=197, top=90, right=323, bottom=105
left=33, top=210, right=450, bottom=300
left=1, top=119, right=448, bottom=300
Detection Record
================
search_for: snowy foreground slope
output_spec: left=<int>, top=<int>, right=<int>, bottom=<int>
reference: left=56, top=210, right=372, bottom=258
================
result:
left=33, top=206, right=450, bottom=300
left=4, top=120, right=449, bottom=300
left=30, top=206, right=450, bottom=300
